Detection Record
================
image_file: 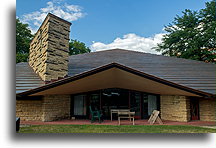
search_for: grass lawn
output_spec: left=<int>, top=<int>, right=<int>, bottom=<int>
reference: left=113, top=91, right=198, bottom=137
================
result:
left=19, top=124, right=216, bottom=133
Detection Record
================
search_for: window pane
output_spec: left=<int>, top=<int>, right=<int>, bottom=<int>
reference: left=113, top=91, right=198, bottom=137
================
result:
left=90, top=93, right=100, bottom=110
left=74, top=95, right=86, bottom=115
left=148, top=95, right=157, bottom=115
left=130, top=92, right=141, bottom=117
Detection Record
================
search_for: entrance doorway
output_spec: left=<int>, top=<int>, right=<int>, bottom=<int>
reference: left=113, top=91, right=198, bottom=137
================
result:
left=190, top=99, right=199, bottom=120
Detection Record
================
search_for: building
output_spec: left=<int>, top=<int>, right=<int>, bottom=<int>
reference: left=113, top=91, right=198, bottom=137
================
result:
left=16, top=13, right=216, bottom=122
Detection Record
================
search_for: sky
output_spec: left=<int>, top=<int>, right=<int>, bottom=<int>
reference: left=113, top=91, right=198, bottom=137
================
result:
left=16, top=0, right=209, bottom=54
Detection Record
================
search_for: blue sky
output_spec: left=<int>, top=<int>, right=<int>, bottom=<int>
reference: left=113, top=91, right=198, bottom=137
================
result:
left=16, top=0, right=209, bottom=53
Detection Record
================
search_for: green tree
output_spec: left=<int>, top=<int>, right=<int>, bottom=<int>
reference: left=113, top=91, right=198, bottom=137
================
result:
left=16, top=18, right=33, bottom=63
left=199, top=0, right=216, bottom=49
left=16, top=18, right=33, bottom=53
left=156, top=0, right=216, bottom=63
left=16, top=53, right=29, bottom=63
left=69, top=39, right=91, bottom=55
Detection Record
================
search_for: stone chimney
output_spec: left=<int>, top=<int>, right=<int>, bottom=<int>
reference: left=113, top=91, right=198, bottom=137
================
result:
left=29, top=13, right=71, bottom=82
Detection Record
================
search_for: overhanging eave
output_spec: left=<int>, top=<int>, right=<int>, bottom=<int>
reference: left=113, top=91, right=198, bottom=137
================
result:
left=16, top=63, right=214, bottom=97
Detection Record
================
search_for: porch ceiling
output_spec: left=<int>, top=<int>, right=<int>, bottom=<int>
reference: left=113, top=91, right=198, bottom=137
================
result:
left=27, top=66, right=205, bottom=97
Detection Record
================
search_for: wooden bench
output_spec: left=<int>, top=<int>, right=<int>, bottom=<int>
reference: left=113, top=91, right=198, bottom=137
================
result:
left=110, top=109, right=130, bottom=121
left=118, top=111, right=135, bottom=125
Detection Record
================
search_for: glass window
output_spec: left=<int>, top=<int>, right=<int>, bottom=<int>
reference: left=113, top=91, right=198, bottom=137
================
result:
left=90, top=93, right=100, bottom=110
left=142, top=94, right=148, bottom=118
left=74, top=95, right=86, bottom=115
left=130, top=92, right=141, bottom=117
left=148, top=95, right=158, bottom=116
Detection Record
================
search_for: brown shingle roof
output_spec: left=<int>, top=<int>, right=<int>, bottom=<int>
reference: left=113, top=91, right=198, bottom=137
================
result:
left=16, top=62, right=212, bottom=97
left=16, top=62, right=45, bottom=94
left=68, top=49, right=216, bottom=94
left=16, top=49, right=216, bottom=95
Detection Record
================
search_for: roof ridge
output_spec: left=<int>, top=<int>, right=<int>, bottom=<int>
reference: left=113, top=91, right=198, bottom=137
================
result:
left=68, top=48, right=216, bottom=65
left=68, top=48, right=153, bottom=59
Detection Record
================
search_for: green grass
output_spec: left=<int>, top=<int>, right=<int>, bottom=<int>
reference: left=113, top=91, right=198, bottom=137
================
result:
left=19, top=124, right=216, bottom=133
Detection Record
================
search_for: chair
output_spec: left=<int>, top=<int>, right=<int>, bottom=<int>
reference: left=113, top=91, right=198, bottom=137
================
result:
left=89, top=106, right=103, bottom=123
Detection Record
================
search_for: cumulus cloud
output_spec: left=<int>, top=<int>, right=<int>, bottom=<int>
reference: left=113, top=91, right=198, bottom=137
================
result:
left=20, top=0, right=86, bottom=33
left=90, top=33, right=165, bottom=54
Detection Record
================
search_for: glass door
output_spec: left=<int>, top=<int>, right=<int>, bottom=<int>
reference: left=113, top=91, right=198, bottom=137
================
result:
left=142, top=94, right=148, bottom=119
left=142, top=94, right=159, bottom=119
left=148, top=95, right=158, bottom=116
left=73, top=95, right=86, bottom=116
left=89, top=93, right=100, bottom=110
left=130, top=91, right=141, bottom=119
left=101, top=88, right=129, bottom=119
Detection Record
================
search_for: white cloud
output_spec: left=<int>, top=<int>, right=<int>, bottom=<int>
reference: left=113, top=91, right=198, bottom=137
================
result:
left=90, top=33, right=165, bottom=54
left=20, top=0, right=86, bottom=34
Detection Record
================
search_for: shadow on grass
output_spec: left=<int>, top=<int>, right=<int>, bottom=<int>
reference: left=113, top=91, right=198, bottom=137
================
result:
left=12, top=125, right=211, bottom=143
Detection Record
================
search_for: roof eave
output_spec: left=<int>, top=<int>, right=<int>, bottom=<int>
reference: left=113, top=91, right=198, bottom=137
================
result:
left=16, top=62, right=215, bottom=98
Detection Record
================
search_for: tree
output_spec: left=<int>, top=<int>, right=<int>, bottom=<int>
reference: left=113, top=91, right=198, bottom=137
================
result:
left=199, top=1, right=216, bottom=48
left=16, top=18, right=33, bottom=63
left=16, top=18, right=33, bottom=54
left=69, top=39, right=91, bottom=55
left=16, top=53, right=29, bottom=63
left=156, top=0, right=216, bottom=63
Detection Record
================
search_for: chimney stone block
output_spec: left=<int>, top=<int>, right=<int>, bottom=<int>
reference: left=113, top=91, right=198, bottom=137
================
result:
left=28, top=13, right=71, bottom=82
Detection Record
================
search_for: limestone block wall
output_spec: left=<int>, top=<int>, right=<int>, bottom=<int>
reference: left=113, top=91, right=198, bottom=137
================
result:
left=16, top=95, right=71, bottom=122
left=199, top=98, right=216, bottom=121
left=16, top=99, right=43, bottom=121
left=42, top=95, right=71, bottom=122
left=160, top=95, right=190, bottom=122
left=29, top=13, right=71, bottom=82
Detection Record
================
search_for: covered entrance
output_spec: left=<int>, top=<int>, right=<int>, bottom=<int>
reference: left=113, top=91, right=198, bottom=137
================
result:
left=71, top=88, right=160, bottom=120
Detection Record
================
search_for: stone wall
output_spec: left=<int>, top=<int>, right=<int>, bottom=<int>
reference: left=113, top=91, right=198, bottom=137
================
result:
left=16, top=95, right=71, bottom=122
left=28, top=13, right=71, bottom=82
left=42, top=95, right=71, bottom=122
left=16, top=99, right=43, bottom=121
left=160, top=95, right=190, bottom=122
left=199, top=98, right=216, bottom=121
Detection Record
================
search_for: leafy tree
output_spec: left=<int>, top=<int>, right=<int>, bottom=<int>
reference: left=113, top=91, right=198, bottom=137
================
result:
left=16, top=53, right=29, bottom=63
left=69, top=39, right=91, bottom=55
left=16, top=18, right=33, bottom=54
left=16, top=18, right=33, bottom=63
left=156, top=0, right=216, bottom=63
left=199, top=0, right=216, bottom=48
